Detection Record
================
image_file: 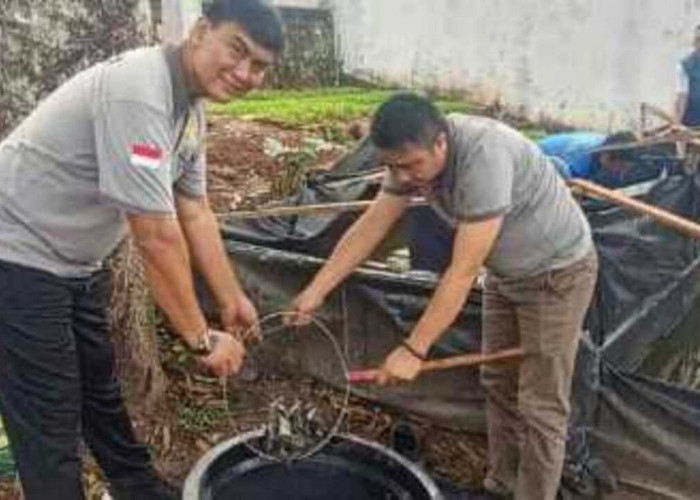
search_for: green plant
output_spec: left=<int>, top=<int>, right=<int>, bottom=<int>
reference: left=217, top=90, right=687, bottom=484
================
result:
left=178, top=404, right=228, bottom=433
left=208, top=87, right=476, bottom=128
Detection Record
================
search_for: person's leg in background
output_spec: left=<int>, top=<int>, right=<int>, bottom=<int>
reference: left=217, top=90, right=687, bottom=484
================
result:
left=0, top=260, right=85, bottom=499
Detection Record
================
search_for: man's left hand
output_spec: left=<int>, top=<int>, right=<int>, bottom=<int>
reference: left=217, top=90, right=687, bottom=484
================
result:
left=220, top=295, right=259, bottom=340
left=376, top=345, right=423, bottom=386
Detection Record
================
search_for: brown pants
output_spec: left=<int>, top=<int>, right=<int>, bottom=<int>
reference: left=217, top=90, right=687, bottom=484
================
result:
left=481, top=252, right=598, bottom=500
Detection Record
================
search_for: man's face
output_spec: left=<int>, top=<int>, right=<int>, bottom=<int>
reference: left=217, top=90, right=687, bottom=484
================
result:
left=190, top=20, right=276, bottom=102
left=599, top=153, right=628, bottom=174
left=379, top=133, right=448, bottom=190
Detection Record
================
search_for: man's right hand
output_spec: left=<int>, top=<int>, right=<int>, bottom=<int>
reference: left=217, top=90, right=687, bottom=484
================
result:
left=197, top=330, right=246, bottom=377
left=284, top=193, right=408, bottom=327
left=286, top=288, right=325, bottom=325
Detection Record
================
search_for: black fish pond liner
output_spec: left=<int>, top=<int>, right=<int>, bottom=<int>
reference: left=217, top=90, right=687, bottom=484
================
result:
left=184, top=431, right=443, bottom=500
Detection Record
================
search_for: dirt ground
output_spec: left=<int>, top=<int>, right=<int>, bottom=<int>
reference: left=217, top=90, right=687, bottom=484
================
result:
left=205, top=116, right=349, bottom=214
left=0, top=115, right=488, bottom=499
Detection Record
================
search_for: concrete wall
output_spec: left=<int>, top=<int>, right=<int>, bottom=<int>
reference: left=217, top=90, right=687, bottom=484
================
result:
left=269, top=0, right=329, bottom=9
left=0, top=0, right=152, bottom=137
left=270, top=6, right=340, bottom=88
left=331, top=0, right=700, bottom=131
left=161, top=0, right=201, bottom=43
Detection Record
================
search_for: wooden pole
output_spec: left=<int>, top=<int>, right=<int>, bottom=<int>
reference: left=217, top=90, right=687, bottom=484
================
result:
left=568, top=178, right=700, bottom=240
left=218, top=179, right=700, bottom=242
left=349, top=347, right=525, bottom=384
left=641, top=102, right=676, bottom=126
left=218, top=198, right=429, bottom=220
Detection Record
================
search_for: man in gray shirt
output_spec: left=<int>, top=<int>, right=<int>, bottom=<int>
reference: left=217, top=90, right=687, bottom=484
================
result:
left=0, top=1, right=282, bottom=498
left=289, top=93, right=598, bottom=500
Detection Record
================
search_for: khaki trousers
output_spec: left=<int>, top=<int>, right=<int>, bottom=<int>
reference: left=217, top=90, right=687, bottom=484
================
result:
left=481, top=252, right=598, bottom=500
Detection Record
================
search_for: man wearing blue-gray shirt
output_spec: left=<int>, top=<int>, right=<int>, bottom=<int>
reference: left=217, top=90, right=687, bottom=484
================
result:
left=674, top=24, right=700, bottom=126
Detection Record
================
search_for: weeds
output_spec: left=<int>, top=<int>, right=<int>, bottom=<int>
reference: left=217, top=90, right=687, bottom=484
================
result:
left=264, top=136, right=337, bottom=197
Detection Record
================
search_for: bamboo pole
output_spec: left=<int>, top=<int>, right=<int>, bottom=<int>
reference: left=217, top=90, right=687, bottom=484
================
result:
left=349, top=347, right=525, bottom=384
left=217, top=178, right=700, bottom=242
left=217, top=198, right=429, bottom=220
left=592, top=132, right=700, bottom=153
left=568, top=178, right=700, bottom=240
left=639, top=102, right=700, bottom=134
left=641, top=102, right=676, bottom=126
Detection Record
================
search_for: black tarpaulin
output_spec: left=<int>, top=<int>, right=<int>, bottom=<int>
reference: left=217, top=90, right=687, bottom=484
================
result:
left=209, top=159, right=700, bottom=498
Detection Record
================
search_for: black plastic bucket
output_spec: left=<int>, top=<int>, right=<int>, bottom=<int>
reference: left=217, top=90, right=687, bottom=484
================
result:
left=184, top=431, right=443, bottom=499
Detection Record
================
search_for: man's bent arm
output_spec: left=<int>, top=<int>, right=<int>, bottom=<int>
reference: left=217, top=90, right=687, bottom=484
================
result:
left=176, top=194, right=247, bottom=309
left=305, top=192, right=408, bottom=298
left=407, top=217, right=503, bottom=355
left=128, top=213, right=207, bottom=347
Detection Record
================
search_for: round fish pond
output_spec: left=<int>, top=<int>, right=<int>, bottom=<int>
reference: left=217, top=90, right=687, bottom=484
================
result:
left=184, top=431, right=443, bottom=499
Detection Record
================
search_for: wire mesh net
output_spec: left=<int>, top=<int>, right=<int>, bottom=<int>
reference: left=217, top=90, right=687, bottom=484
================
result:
left=223, top=312, right=350, bottom=461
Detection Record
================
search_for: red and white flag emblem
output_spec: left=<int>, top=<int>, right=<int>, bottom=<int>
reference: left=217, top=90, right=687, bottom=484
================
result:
left=130, top=143, right=163, bottom=170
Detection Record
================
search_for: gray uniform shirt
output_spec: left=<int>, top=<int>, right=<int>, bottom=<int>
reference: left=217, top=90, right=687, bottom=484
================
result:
left=0, top=45, right=206, bottom=277
left=384, top=114, right=593, bottom=278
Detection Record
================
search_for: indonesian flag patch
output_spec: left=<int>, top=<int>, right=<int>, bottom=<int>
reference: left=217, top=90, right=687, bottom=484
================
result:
left=130, top=143, right=163, bottom=170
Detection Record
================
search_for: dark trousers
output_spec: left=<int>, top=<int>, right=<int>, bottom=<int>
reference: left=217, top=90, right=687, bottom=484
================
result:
left=0, top=259, right=157, bottom=499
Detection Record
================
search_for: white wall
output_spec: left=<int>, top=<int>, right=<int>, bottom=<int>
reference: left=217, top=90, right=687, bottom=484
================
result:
left=161, top=0, right=202, bottom=42
left=269, top=0, right=327, bottom=8
left=332, top=0, right=700, bottom=131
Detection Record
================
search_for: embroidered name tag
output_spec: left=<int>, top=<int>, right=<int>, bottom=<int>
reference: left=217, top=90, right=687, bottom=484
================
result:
left=130, top=143, right=163, bottom=170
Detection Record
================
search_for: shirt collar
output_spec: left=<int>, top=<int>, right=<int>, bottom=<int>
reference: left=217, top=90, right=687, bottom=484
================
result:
left=429, top=118, right=457, bottom=192
left=162, top=44, right=195, bottom=123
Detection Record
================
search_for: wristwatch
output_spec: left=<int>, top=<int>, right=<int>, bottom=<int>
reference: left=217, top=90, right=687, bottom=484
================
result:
left=187, top=328, right=214, bottom=356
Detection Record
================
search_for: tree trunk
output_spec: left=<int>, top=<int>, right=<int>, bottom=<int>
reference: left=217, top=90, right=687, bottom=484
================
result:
left=109, top=240, right=167, bottom=414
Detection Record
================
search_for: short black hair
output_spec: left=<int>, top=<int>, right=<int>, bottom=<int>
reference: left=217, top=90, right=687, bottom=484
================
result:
left=370, top=93, right=448, bottom=150
left=203, top=0, right=284, bottom=54
left=600, top=131, right=637, bottom=161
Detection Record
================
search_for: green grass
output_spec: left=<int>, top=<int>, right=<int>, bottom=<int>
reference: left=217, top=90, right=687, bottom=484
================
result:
left=208, top=87, right=476, bottom=127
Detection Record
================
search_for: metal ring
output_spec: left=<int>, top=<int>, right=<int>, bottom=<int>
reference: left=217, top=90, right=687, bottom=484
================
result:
left=223, top=311, right=351, bottom=462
